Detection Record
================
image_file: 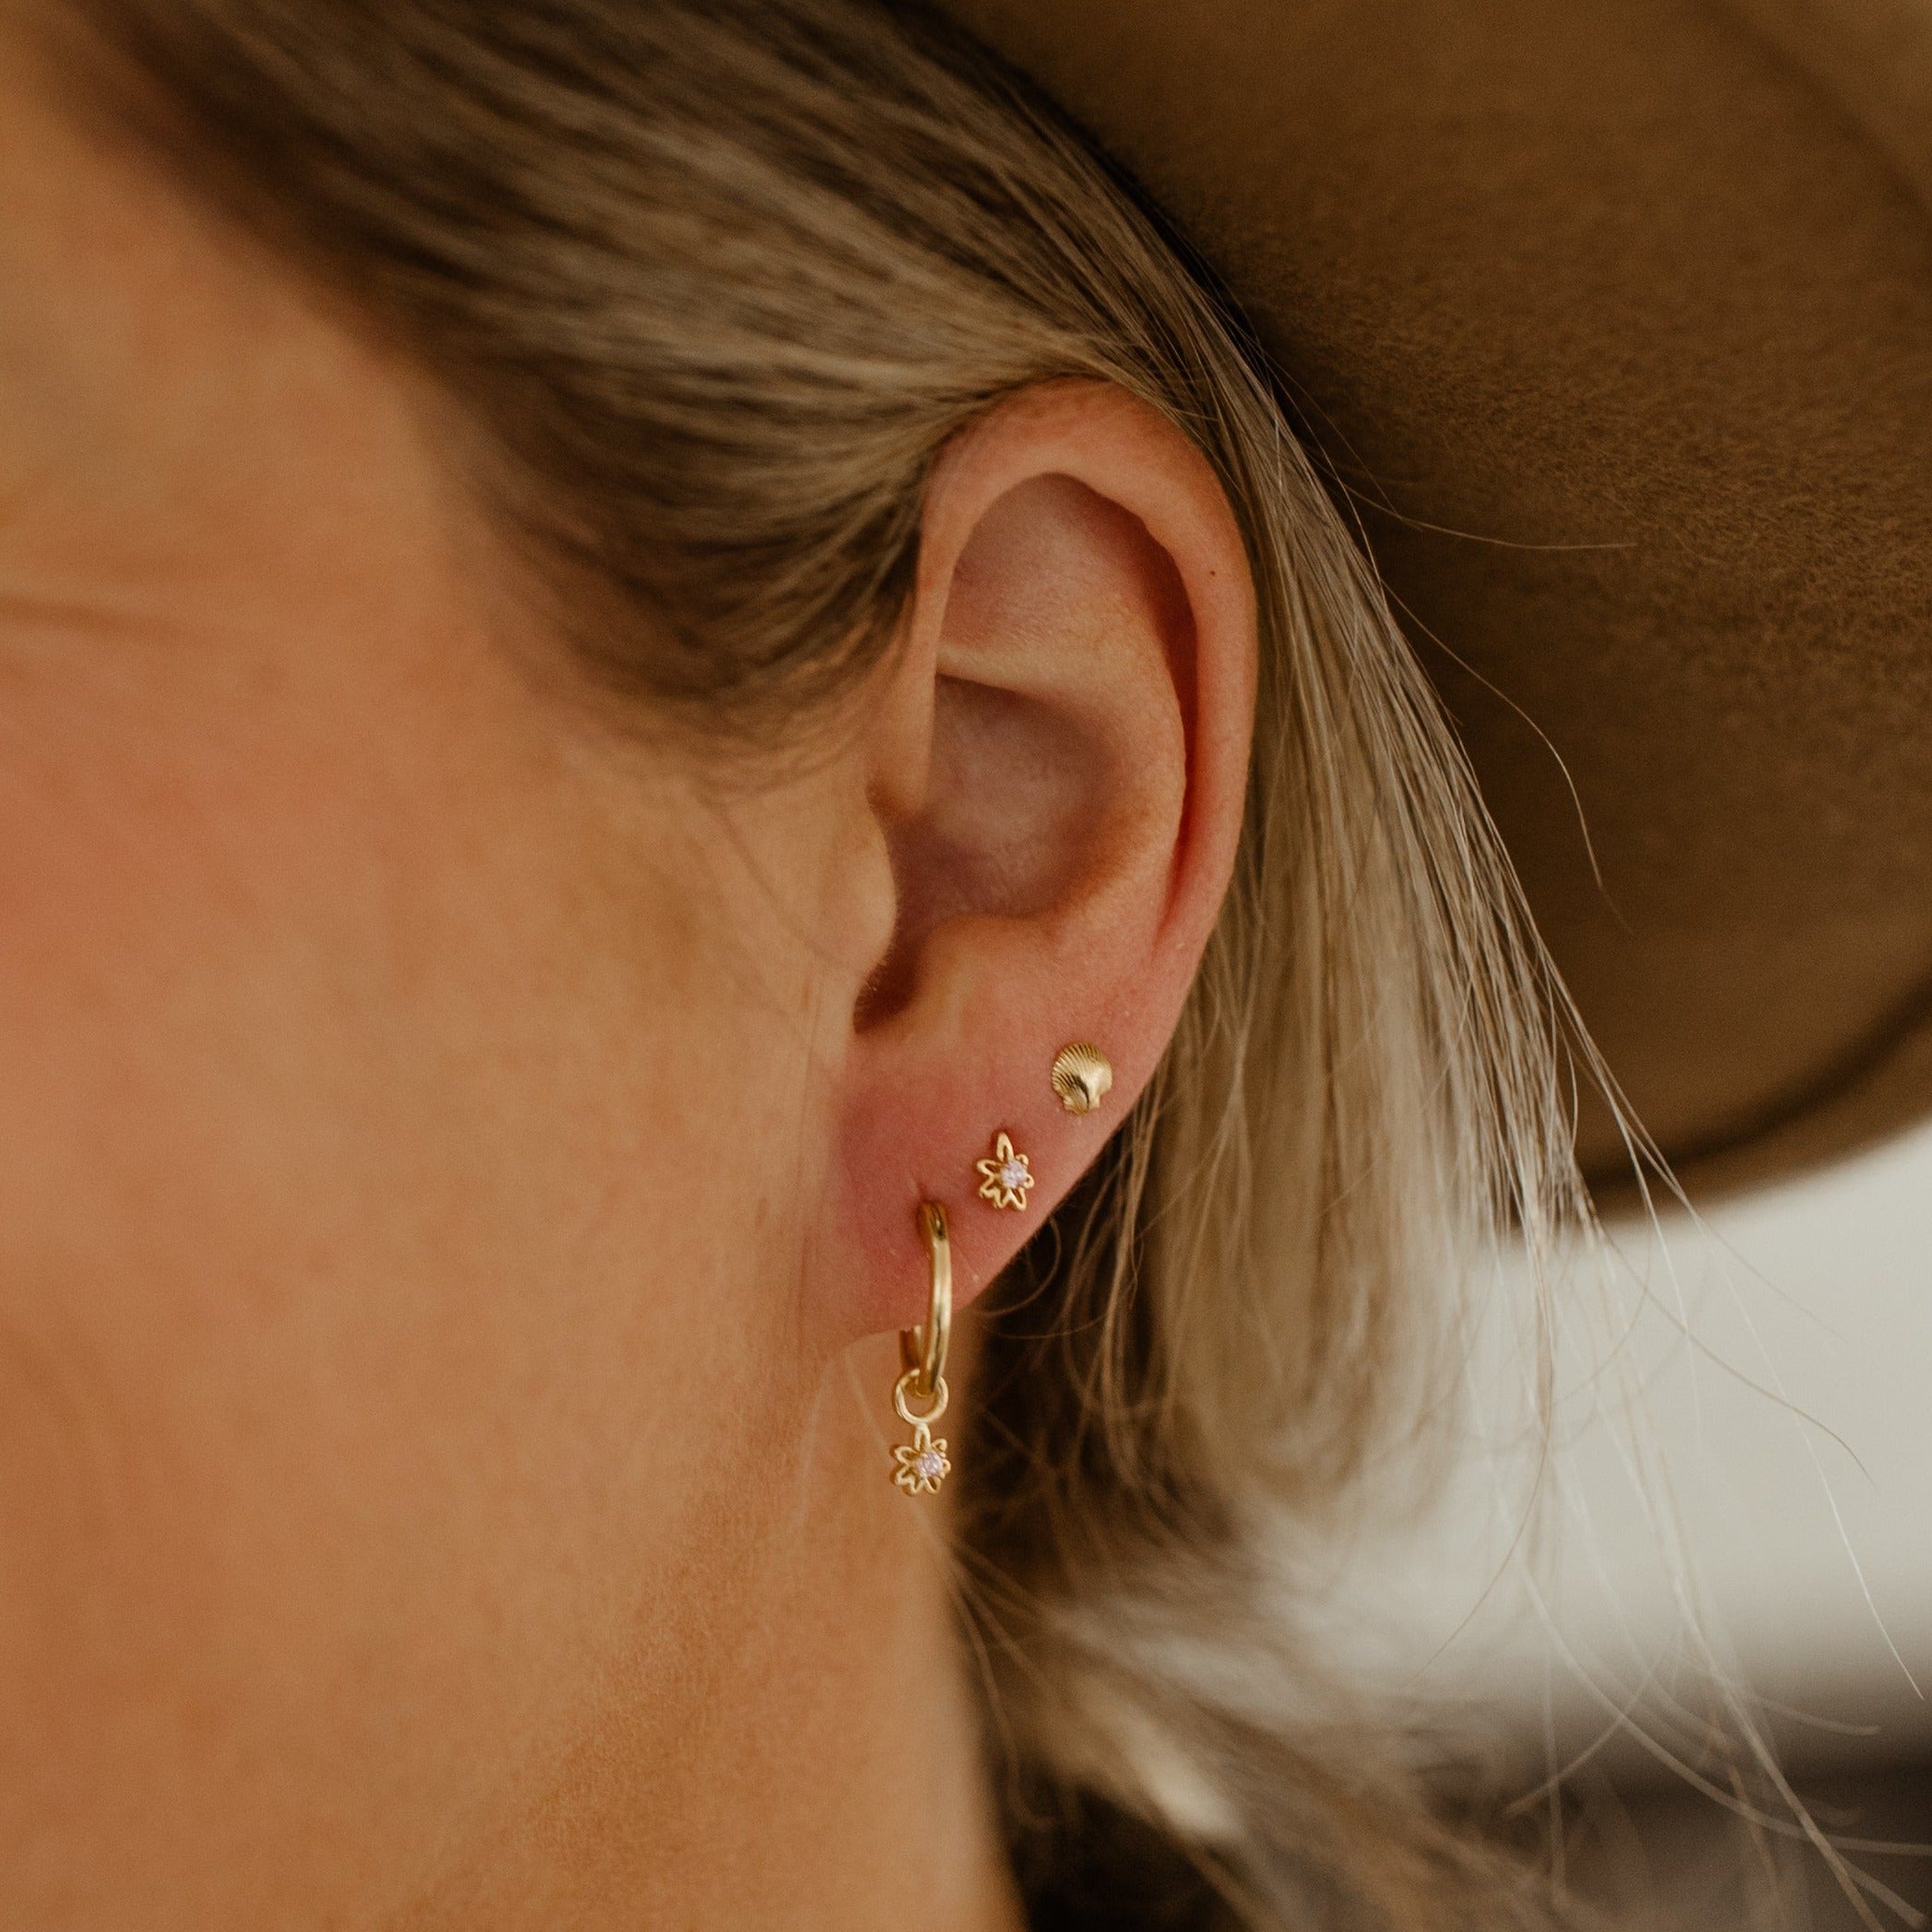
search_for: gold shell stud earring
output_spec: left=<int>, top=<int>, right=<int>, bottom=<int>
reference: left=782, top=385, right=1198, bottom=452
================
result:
left=1050, top=1042, right=1113, bottom=1116
left=974, top=1130, right=1035, bottom=1211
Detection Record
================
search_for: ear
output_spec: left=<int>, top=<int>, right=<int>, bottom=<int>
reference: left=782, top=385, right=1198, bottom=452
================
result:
left=817, top=380, right=1256, bottom=1341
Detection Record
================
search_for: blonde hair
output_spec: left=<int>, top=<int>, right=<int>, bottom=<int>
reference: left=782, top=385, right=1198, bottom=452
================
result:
left=59, top=0, right=1602, bottom=1920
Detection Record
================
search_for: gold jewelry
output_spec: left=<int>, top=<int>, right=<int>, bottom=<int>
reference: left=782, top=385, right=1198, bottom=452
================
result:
left=974, top=1130, right=1035, bottom=1211
left=1050, top=1042, right=1113, bottom=1115
left=891, top=1203, right=953, bottom=1497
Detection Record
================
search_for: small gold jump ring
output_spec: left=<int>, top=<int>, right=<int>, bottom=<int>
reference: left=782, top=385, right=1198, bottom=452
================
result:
left=893, top=1369, right=950, bottom=1429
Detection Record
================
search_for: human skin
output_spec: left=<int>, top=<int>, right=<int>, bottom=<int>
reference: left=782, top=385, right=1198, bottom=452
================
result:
left=0, top=32, right=1256, bottom=1932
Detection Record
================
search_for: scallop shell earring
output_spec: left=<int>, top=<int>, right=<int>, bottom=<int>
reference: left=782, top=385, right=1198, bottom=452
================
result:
left=1050, top=1042, right=1113, bottom=1115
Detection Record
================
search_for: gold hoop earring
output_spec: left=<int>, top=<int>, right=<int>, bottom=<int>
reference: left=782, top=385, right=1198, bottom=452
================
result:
left=890, top=1202, right=952, bottom=1497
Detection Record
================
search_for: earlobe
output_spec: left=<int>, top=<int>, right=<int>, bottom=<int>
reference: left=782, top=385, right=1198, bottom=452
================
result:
left=818, top=381, right=1256, bottom=1348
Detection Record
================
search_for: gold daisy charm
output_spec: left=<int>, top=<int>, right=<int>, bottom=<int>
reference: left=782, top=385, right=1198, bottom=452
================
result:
left=891, top=1365, right=952, bottom=1499
left=891, top=1425, right=952, bottom=1497
left=974, top=1130, right=1035, bottom=1212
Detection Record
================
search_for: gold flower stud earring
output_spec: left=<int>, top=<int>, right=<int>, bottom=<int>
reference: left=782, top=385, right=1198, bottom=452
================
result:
left=1050, top=1042, right=1113, bottom=1115
left=974, top=1130, right=1035, bottom=1211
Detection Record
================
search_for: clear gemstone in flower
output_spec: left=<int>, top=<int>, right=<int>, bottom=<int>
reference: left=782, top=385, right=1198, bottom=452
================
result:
left=914, top=1449, right=946, bottom=1480
left=999, top=1158, right=1029, bottom=1191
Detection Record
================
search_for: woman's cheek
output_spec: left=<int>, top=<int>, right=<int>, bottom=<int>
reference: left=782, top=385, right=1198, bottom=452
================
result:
left=0, top=539, right=843, bottom=1908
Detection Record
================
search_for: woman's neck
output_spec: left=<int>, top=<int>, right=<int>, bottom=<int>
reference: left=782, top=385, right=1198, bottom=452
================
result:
left=405, top=1329, right=1028, bottom=1932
